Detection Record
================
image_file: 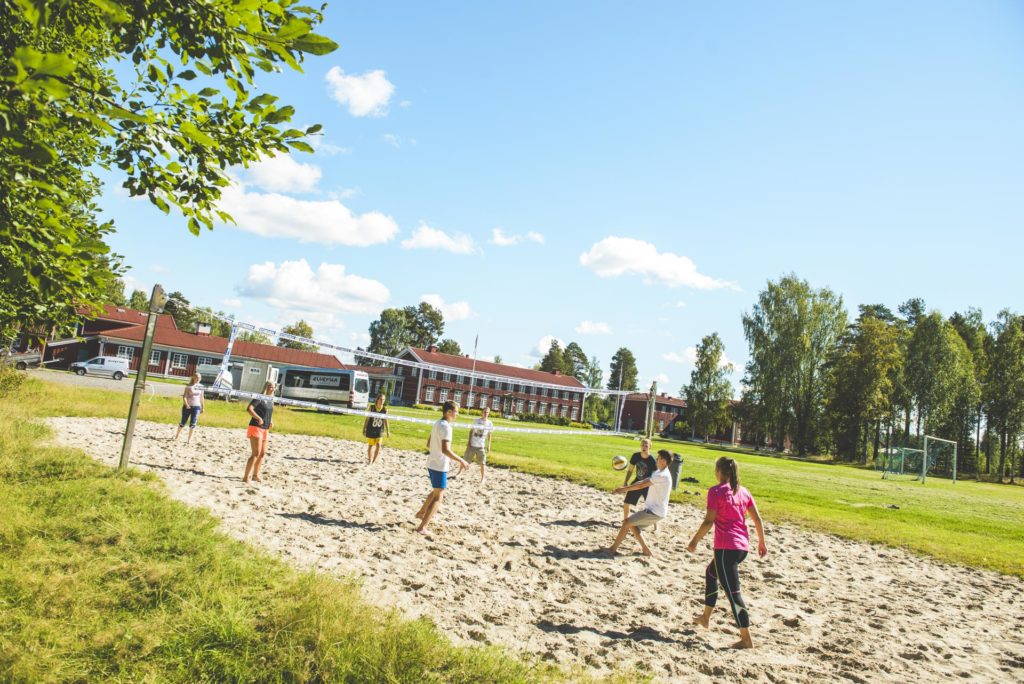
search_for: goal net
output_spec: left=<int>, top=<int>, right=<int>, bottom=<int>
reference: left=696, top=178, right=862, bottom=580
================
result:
left=879, top=447, right=926, bottom=481
left=879, top=436, right=958, bottom=484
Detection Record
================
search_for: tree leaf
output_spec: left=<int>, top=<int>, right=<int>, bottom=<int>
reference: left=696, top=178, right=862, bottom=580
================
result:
left=292, top=34, right=338, bottom=56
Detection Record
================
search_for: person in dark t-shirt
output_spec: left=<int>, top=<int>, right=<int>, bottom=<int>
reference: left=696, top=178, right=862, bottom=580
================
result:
left=363, top=393, right=390, bottom=464
left=622, top=438, right=656, bottom=522
left=244, top=381, right=275, bottom=483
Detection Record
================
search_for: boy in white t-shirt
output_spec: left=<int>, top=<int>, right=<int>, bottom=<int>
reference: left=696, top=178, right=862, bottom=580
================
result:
left=605, top=450, right=673, bottom=557
left=414, top=401, right=469, bottom=534
left=464, top=406, right=493, bottom=483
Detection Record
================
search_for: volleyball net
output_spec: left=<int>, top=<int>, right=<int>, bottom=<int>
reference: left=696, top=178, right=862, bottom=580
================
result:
left=178, top=302, right=636, bottom=438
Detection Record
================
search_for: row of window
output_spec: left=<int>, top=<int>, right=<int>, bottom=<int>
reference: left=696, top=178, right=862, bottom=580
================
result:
left=400, top=366, right=580, bottom=400
left=114, top=346, right=213, bottom=371
left=421, top=386, right=578, bottom=420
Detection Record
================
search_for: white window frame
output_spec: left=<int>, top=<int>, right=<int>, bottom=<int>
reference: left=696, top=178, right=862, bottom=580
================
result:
left=453, top=390, right=463, bottom=405
left=149, top=350, right=161, bottom=365
left=478, top=394, right=488, bottom=409
left=171, top=353, right=188, bottom=370
left=539, top=403, right=547, bottom=416
left=424, top=386, right=435, bottom=402
left=439, top=387, right=449, bottom=402
left=429, top=370, right=438, bottom=380
left=571, top=407, right=579, bottom=421
left=528, top=401, right=536, bottom=413
left=116, top=345, right=134, bottom=360
left=197, top=356, right=213, bottom=366
left=561, top=404, right=569, bottom=417
left=516, top=399, right=524, bottom=413
left=491, top=395, right=500, bottom=410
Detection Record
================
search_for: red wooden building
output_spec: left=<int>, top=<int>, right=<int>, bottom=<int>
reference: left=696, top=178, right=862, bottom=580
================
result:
left=44, top=305, right=349, bottom=377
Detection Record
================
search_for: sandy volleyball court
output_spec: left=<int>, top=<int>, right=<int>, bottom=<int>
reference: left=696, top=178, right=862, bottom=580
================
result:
left=50, top=417, right=1024, bottom=682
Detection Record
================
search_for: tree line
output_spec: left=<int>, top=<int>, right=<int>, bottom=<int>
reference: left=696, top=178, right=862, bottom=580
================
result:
left=735, top=274, right=1023, bottom=482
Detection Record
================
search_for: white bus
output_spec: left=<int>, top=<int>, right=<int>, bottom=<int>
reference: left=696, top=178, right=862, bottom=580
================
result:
left=278, top=368, right=370, bottom=409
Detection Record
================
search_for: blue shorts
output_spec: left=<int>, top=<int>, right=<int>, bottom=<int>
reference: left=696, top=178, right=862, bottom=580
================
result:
left=427, top=468, right=447, bottom=489
left=179, top=405, right=201, bottom=428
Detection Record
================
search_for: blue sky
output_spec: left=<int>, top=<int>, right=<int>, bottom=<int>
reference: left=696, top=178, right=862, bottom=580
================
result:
left=101, top=1, right=1024, bottom=394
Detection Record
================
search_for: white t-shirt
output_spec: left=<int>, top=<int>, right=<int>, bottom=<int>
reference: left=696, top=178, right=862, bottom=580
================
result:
left=643, top=467, right=672, bottom=518
left=184, top=383, right=204, bottom=407
left=468, top=418, right=492, bottom=449
left=427, top=418, right=454, bottom=472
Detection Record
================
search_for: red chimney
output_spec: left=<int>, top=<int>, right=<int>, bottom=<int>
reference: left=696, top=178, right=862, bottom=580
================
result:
left=552, top=369, right=561, bottom=376
left=427, top=344, right=438, bottom=353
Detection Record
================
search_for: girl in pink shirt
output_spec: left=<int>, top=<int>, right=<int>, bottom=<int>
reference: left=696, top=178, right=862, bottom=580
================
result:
left=687, top=457, right=767, bottom=649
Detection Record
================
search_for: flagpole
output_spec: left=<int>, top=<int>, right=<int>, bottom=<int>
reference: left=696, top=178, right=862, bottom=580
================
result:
left=468, top=333, right=479, bottom=408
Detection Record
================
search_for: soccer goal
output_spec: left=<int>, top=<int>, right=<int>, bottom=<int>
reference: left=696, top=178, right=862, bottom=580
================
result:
left=880, top=436, right=958, bottom=484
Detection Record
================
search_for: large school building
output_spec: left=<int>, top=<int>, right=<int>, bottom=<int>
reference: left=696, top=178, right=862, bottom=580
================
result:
left=393, top=346, right=587, bottom=419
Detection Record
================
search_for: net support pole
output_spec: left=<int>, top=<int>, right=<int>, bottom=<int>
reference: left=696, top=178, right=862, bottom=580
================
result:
left=119, top=284, right=166, bottom=471
left=922, top=436, right=929, bottom=484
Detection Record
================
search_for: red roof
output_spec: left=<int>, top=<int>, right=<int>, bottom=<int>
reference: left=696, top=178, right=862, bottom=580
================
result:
left=626, top=392, right=688, bottom=409
left=98, top=316, right=343, bottom=369
left=407, top=347, right=585, bottom=389
left=81, top=304, right=169, bottom=328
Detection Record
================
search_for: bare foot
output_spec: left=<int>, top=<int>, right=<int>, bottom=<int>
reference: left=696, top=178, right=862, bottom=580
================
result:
left=692, top=614, right=710, bottom=629
left=641, top=549, right=654, bottom=557
left=252, top=476, right=262, bottom=482
left=729, top=639, right=753, bottom=649
left=416, top=528, right=429, bottom=536
left=601, top=548, right=620, bottom=557
left=414, top=511, right=424, bottom=519
left=242, top=477, right=249, bottom=483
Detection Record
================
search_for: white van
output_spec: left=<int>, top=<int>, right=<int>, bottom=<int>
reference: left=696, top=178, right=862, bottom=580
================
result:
left=69, top=355, right=130, bottom=380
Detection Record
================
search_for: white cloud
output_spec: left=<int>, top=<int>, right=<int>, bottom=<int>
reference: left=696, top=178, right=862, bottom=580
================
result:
left=575, top=320, right=612, bottom=335
left=400, top=222, right=476, bottom=254
left=222, top=298, right=241, bottom=308
left=580, top=237, right=737, bottom=290
left=329, top=187, right=361, bottom=200
left=662, top=346, right=734, bottom=369
left=675, top=300, right=687, bottom=308
left=315, top=141, right=351, bottom=155
left=325, top=67, right=395, bottom=117
left=239, top=259, right=390, bottom=315
left=151, top=264, right=170, bottom=274
left=490, top=228, right=545, bottom=247
left=399, top=99, right=412, bottom=108
left=245, top=154, right=322, bottom=193
left=651, top=373, right=670, bottom=385
left=421, top=293, right=475, bottom=322
left=662, top=347, right=699, bottom=365
left=383, top=133, right=401, bottom=149
left=531, top=334, right=564, bottom=357
left=490, top=228, right=519, bottom=247
left=218, top=180, right=398, bottom=246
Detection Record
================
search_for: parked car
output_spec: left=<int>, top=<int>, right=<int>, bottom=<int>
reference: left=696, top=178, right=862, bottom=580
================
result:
left=69, top=356, right=130, bottom=380
left=590, top=421, right=612, bottom=431
left=1, top=350, right=42, bottom=370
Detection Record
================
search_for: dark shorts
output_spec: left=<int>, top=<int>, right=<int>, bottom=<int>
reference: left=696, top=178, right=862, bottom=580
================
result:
left=179, top=405, right=201, bottom=428
left=428, top=468, right=448, bottom=490
left=624, top=488, right=646, bottom=506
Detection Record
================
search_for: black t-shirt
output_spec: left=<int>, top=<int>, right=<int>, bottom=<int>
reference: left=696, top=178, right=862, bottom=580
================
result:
left=248, top=397, right=274, bottom=428
left=364, top=406, right=388, bottom=438
left=630, top=451, right=656, bottom=485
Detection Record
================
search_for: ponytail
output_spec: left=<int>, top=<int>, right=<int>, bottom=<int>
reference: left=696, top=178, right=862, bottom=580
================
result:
left=715, top=457, right=739, bottom=494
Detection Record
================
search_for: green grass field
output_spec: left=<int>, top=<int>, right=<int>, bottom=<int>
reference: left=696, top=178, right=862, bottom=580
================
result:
left=17, top=376, right=1024, bottom=577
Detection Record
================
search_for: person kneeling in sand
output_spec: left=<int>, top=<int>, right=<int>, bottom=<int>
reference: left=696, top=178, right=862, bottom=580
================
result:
left=415, top=401, right=469, bottom=534
left=605, top=450, right=672, bottom=557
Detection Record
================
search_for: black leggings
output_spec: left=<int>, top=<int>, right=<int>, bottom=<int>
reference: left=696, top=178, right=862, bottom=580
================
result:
left=705, top=549, right=749, bottom=628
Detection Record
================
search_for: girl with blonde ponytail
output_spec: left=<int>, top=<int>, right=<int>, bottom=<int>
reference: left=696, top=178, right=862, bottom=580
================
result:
left=687, top=457, right=767, bottom=649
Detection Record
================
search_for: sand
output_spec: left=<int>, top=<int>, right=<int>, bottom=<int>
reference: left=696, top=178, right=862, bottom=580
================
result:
left=49, top=417, right=1024, bottom=682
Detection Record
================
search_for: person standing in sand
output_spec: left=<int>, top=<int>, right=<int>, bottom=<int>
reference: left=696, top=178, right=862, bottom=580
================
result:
left=605, top=450, right=673, bottom=557
left=173, top=372, right=205, bottom=445
left=464, top=405, right=493, bottom=483
left=415, top=401, right=469, bottom=534
left=687, top=456, right=767, bottom=649
left=243, top=381, right=275, bottom=483
left=363, top=393, right=390, bottom=464
left=622, top=438, right=657, bottom=522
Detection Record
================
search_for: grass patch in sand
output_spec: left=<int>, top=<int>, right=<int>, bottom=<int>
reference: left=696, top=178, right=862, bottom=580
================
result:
left=15, top=377, right=1024, bottom=577
left=0, top=386, right=612, bottom=683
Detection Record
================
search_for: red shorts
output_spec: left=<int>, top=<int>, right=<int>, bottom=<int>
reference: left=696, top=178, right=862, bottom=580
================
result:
left=246, top=425, right=268, bottom=440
